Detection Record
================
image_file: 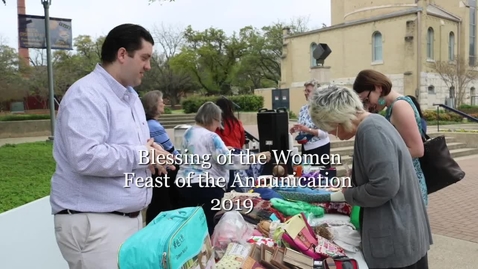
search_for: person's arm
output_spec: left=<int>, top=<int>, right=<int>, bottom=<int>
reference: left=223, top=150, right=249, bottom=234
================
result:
left=149, top=120, right=178, bottom=155
left=239, top=121, right=246, bottom=147
left=60, top=89, right=149, bottom=177
left=209, top=134, right=268, bottom=170
left=343, top=128, right=400, bottom=208
left=306, top=127, right=328, bottom=139
left=390, top=101, right=424, bottom=158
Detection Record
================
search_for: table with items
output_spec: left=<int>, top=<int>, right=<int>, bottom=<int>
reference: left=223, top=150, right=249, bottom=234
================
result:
left=210, top=171, right=369, bottom=269
left=118, top=166, right=369, bottom=269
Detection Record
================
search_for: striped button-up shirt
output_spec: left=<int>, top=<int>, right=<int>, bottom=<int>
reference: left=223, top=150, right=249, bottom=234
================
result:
left=50, top=64, right=152, bottom=214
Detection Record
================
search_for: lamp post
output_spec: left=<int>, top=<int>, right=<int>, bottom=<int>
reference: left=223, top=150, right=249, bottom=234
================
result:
left=42, top=0, right=55, bottom=141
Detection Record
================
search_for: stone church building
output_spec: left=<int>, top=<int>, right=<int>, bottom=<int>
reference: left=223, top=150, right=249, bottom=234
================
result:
left=258, top=0, right=478, bottom=114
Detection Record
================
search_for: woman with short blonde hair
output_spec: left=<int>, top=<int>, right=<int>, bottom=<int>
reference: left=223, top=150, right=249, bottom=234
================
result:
left=309, top=84, right=432, bottom=269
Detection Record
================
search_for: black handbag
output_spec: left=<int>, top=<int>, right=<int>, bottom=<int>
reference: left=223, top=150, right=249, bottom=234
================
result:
left=419, top=134, right=466, bottom=194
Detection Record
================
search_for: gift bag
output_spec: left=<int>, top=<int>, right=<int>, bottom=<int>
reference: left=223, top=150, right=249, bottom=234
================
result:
left=211, top=211, right=254, bottom=259
left=350, top=205, right=361, bottom=230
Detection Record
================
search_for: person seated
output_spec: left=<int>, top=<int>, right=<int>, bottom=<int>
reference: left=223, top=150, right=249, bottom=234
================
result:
left=176, top=101, right=271, bottom=235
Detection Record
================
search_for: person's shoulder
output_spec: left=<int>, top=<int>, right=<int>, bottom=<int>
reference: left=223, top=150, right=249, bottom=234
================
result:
left=358, top=114, right=392, bottom=135
left=147, top=119, right=164, bottom=131
left=61, top=72, right=105, bottom=103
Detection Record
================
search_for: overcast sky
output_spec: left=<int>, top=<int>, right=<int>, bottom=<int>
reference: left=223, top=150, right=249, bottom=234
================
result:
left=0, top=0, right=330, bottom=51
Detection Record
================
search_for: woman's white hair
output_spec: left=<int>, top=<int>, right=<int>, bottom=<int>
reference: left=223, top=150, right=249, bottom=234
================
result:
left=308, top=84, right=365, bottom=132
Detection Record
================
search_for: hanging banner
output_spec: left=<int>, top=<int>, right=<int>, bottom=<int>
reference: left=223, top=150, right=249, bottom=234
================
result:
left=18, top=14, right=73, bottom=50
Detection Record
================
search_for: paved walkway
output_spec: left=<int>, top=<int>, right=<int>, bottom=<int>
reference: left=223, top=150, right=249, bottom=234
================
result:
left=427, top=156, right=478, bottom=243
left=2, top=127, right=478, bottom=268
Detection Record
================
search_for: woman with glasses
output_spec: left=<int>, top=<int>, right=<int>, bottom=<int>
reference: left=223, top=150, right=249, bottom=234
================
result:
left=352, top=69, right=428, bottom=206
left=289, top=79, right=331, bottom=168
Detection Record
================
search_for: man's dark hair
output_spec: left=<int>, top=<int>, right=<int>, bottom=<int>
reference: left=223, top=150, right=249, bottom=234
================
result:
left=101, top=24, right=154, bottom=65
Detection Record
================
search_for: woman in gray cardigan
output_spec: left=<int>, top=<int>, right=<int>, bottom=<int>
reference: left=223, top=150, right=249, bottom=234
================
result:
left=308, top=85, right=432, bottom=269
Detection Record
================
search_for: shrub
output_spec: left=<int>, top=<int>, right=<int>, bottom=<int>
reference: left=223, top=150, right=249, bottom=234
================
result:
left=0, top=114, right=51, bottom=121
left=422, top=110, right=468, bottom=122
left=458, top=104, right=478, bottom=114
left=163, top=107, right=172, bottom=114
left=181, top=95, right=264, bottom=114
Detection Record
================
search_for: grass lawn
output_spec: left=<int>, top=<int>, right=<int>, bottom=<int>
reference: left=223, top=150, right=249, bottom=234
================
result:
left=170, top=109, right=185, bottom=114
left=0, top=142, right=55, bottom=213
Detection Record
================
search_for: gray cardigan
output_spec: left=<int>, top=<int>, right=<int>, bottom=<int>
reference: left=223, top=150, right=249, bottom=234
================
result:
left=343, top=114, right=433, bottom=268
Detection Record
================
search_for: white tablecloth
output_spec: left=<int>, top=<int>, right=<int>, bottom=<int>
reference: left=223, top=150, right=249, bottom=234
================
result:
left=317, top=214, right=369, bottom=269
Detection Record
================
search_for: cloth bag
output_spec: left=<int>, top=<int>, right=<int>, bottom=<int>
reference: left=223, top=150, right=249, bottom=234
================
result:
left=420, top=134, right=466, bottom=194
left=118, top=207, right=215, bottom=269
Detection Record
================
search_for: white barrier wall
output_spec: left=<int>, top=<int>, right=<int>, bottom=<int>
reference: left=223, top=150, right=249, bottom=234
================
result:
left=0, top=196, right=67, bottom=269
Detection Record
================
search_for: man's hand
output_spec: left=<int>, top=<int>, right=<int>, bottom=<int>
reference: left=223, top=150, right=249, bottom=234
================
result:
left=145, top=139, right=176, bottom=174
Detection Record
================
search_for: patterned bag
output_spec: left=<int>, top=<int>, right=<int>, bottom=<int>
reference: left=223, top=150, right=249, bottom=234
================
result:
left=314, top=236, right=346, bottom=258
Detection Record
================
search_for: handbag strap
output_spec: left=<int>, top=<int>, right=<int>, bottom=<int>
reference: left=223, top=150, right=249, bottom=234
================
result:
left=386, top=96, right=430, bottom=142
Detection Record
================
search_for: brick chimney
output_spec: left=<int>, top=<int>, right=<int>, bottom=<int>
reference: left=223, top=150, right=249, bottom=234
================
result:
left=17, top=0, right=30, bottom=66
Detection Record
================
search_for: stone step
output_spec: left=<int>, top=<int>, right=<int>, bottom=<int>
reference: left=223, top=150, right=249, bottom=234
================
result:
left=293, top=136, right=457, bottom=150
left=160, top=118, right=196, bottom=124
left=162, top=120, right=196, bottom=129
left=330, top=147, right=478, bottom=177
left=327, top=141, right=467, bottom=158
left=160, top=114, right=195, bottom=119
left=293, top=137, right=457, bottom=155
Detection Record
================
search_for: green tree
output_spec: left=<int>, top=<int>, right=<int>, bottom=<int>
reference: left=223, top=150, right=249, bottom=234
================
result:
left=52, top=35, right=104, bottom=95
left=0, top=42, right=28, bottom=110
left=173, top=26, right=247, bottom=95
left=235, top=17, right=311, bottom=92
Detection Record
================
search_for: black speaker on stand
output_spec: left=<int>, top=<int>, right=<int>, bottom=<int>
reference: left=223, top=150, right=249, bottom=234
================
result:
left=257, top=107, right=293, bottom=175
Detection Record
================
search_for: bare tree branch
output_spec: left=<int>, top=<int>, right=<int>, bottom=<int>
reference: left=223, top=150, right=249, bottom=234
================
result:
left=151, top=23, right=184, bottom=60
left=431, top=56, right=478, bottom=106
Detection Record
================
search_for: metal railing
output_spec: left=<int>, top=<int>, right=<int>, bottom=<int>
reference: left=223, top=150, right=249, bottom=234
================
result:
left=433, top=103, right=478, bottom=132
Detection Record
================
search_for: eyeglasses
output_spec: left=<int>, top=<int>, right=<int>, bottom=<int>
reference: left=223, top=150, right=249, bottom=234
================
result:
left=362, top=91, right=372, bottom=106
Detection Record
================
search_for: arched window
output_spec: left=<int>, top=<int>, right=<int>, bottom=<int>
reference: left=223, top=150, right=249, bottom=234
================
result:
left=310, top=42, right=317, bottom=66
left=449, top=32, right=455, bottom=61
left=428, top=85, right=435, bottom=94
left=427, top=27, right=434, bottom=60
left=372, top=31, right=383, bottom=62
